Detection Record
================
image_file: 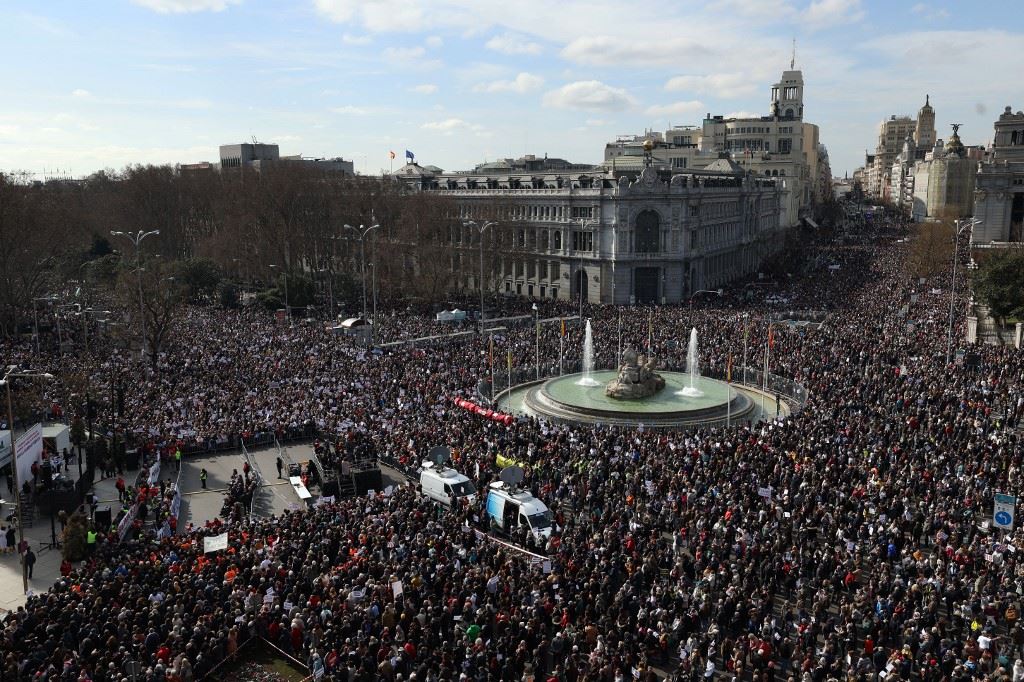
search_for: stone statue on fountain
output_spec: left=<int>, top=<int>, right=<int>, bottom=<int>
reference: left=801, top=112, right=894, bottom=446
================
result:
left=605, top=348, right=666, bottom=399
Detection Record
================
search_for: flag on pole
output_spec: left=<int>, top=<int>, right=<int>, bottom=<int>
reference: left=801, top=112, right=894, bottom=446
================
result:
left=389, top=150, right=396, bottom=160
left=405, top=150, right=415, bottom=162
left=768, top=326, right=775, bottom=349
left=489, top=335, right=494, bottom=372
left=726, top=353, right=732, bottom=383
left=507, top=349, right=512, bottom=375
left=560, top=318, right=566, bottom=337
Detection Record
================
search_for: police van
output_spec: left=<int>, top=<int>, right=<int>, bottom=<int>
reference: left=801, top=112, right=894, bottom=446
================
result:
left=485, top=466, right=553, bottom=539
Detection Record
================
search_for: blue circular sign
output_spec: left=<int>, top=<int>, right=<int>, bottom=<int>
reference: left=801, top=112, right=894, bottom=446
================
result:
left=995, top=511, right=1012, bottom=526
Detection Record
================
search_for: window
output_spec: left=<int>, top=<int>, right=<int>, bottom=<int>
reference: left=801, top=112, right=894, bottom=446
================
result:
left=635, top=210, right=660, bottom=253
left=672, top=158, right=688, bottom=168
left=553, top=231, right=562, bottom=250
left=778, top=139, right=792, bottom=154
left=571, top=207, right=593, bottom=219
left=550, top=262, right=560, bottom=280
left=572, top=231, right=593, bottom=253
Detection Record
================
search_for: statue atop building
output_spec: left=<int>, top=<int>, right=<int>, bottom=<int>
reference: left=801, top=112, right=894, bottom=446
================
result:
left=606, top=348, right=666, bottom=399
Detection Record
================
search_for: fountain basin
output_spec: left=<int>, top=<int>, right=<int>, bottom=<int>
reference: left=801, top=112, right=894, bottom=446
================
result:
left=504, top=370, right=759, bottom=429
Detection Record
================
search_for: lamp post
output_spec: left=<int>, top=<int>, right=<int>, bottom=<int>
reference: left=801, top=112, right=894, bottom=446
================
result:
left=3, top=367, right=55, bottom=593
left=946, top=218, right=980, bottom=365
left=268, top=265, right=292, bottom=326
left=343, top=223, right=381, bottom=323
left=741, top=313, right=750, bottom=386
left=110, top=230, right=160, bottom=360
left=688, top=289, right=724, bottom=324
left=464, top=220, right=497, bottom=330
left=532, top=303, right=539, bottom=380
left=574, top=218, right=595, bottom=319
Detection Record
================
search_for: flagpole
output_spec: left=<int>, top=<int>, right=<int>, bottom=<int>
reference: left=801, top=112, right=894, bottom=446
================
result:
left=489, top=335, right=495, bottom=404
left=648, top=311, right=653, bottom=353
left=726, top=353, right=732, bottom=428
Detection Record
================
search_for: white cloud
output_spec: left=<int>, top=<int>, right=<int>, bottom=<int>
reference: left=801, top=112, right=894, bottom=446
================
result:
left=331, top=105, right=370, bottom=115
left=645, top=100, right=706, bottom=117
left=911, top=2, right=950, bottom=20
left=421, top=118, right=487, bottom=136
left=802, top=0, right=864, bottom=30
left=542, top=80, right=637, bottom=112
left=71, top=89, right=91, bottom=98
left=475, top=72, right=544, bottom=94
left=342, top=33, right=372, bottom=45
left=561, top=35, right=709, bottom=67
left=485, top=32, right=543, bottom=56
left=411, top=84, right=438, bottom=94
left=131, top=0, right=240, bottom=13
left=425, top=35, right=443, bottom=49
left=664, top=73, right=757, bottom=99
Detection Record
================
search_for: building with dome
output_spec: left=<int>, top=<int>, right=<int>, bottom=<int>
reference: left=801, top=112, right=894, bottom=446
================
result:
left=973, top=106, right=1024, bottom=245
left=909, top=125, right=980, bottom=221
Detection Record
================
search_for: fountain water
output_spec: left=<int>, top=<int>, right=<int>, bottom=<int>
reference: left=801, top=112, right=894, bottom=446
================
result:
left=676, top=327, right=704, bottom=397
left=576, top=319, right=601, bottom=386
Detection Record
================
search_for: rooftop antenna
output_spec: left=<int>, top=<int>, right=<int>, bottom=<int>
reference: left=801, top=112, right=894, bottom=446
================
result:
left=498, top=465, right=525, bottom=492
left=252, top=135, right=259, bottom=145
left=427, top=445, right=451, bottom=469
left=790, top=37, right=796, bottom=70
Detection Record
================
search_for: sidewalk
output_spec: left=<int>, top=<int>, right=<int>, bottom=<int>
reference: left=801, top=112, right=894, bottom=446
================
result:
left=0, top=457, right=116, bottom=615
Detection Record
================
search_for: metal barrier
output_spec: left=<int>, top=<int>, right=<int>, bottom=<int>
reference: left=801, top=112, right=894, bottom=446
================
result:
left=240, top=440, right=262, bottom=517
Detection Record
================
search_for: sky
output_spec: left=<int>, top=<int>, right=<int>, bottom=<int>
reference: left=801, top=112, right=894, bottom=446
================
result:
left=1, top=0, right=1022, bottom=179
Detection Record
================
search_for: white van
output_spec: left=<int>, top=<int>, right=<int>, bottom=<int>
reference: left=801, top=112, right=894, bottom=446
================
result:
left=419, top=462, right=477, bottom=507
left=485, top=482, right=553, bottom=539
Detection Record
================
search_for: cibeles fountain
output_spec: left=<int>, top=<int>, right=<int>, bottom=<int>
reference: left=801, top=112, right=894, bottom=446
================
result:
left=499, top=321, right=784, bottom=429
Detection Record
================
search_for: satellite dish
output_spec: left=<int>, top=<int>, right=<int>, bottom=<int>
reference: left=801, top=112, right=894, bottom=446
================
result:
left=428, top=446, right=451, bottom=468
left=498, top=466, right=524, bottom=489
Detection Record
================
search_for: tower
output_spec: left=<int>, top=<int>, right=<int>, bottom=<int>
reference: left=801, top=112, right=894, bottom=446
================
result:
left=915, top=94, right=936, bottom=149
left=770, top=68, right=804, bottom=120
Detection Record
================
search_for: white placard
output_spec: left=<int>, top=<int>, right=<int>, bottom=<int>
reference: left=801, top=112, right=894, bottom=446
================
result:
left=757, top=486, right=772, bottom=500
left=14, top=423, right=43, bottom=491
left=203, top=532, right=228, bottom=553
left=392, top=580, right=403, bottom=598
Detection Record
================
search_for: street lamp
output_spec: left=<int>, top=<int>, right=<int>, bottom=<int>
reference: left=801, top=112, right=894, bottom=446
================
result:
left=532, top=303, right=539, bottom=380
left=464, top=220, right=497, bottom=330
left=946, top=218, right=981, bottom=365
left=343, top=223, right=381, bottom=323
left=268, top=265, right=292, bottom=326
left=316, top=268, right=335, bottom=320
left=2, top=366, right=55, bottom=593
left=110, top=230, right=160, bottom=360
left=574, top=218, right=595, bottom=319
left=688, top=289, right=724, bottom=322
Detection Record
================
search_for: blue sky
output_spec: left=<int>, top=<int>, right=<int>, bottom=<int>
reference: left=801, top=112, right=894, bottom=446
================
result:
left=1, top=0, right=1022, bottom=178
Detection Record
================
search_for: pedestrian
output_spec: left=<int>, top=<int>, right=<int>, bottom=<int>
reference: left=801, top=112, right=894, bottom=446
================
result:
left=115, top=476, right=126, bottom=504
left=24, top=546, right=36, bottom=579
left=200, top=468, right=208, bottom=489
left=276, top=456, right=283, bottom=479
left=175, top=448, right=182, bottom=471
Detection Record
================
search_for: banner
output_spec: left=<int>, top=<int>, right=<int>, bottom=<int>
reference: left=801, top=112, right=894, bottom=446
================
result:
left=204, top=532, right=229, bottom=553
left=14, top=423, right=43, bottom=492
left=994, top=493, right=1016, bottom=530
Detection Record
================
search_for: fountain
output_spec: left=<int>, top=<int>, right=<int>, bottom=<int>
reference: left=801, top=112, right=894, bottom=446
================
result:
left=676, top=328, right=704, bottom=397
left=576, top=319, right=601, bottom=386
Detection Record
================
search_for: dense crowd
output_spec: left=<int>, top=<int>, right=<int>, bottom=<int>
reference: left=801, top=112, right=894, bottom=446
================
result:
left=5, top=218, right=1024, bottom=681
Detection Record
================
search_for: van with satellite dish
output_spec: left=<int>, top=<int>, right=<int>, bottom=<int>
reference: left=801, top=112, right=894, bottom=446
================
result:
left=418, top=445, right=477, bottom=507
left=485, top=466, right=553, bottom=539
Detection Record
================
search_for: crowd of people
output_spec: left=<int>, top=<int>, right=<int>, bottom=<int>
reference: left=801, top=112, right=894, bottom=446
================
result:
left=4, top=215, right=1024, bottom=681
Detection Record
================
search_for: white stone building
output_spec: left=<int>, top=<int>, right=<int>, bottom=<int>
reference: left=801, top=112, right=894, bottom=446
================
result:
left=974, top=106, right=1024, bottom=245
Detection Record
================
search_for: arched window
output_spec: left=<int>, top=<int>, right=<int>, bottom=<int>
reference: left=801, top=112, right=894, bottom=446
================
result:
left=635, top=210, right=660, bottom=253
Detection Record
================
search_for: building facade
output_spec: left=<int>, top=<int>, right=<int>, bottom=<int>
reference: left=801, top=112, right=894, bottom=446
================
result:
left=910, top=127, right=978, bottom=221
left=602, top=68, right=826, bottom=230
left=394, top=154, right=783, bottom=305
left=865, top=97, right=936, bottom=199
left=974, top=106, right=1024, bottom=244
